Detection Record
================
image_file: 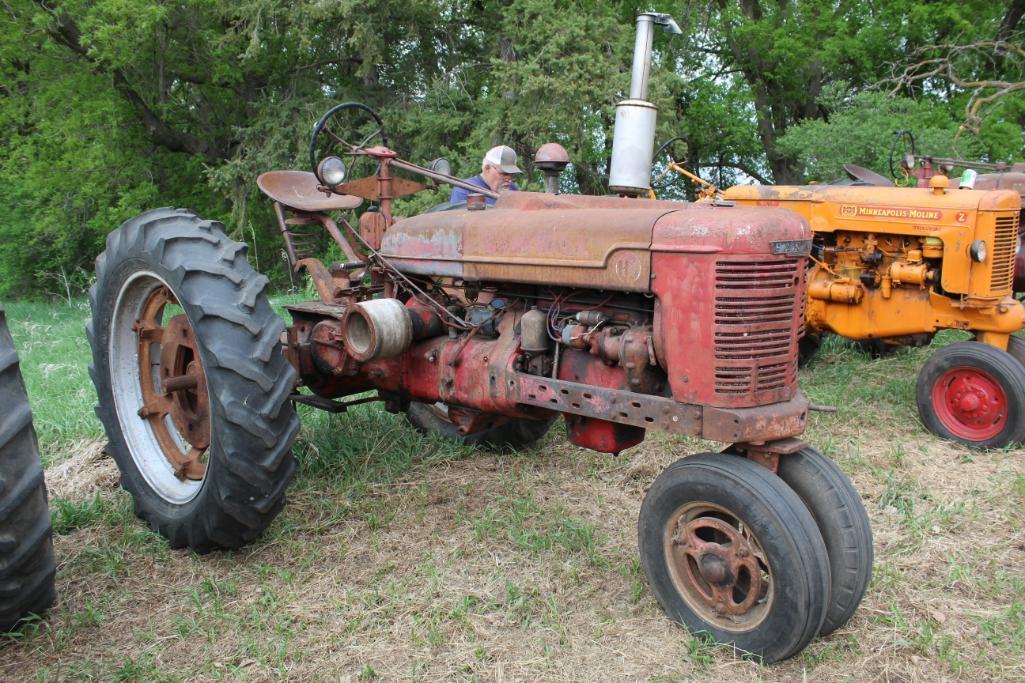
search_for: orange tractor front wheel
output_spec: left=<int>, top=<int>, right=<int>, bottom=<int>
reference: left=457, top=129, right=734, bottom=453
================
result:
left=916, top=341, right=1025, bottom=449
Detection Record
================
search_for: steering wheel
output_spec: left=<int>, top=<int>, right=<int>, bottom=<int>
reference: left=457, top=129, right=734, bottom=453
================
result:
left=308, top=102, right=388, bottom=184
left=650, top=136, right=690, bottom=194
left=889, top=130, right=916, bottom=185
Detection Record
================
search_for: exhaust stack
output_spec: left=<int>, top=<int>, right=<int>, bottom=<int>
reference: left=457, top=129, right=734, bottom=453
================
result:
left=608, top=12, right=681, bottom=195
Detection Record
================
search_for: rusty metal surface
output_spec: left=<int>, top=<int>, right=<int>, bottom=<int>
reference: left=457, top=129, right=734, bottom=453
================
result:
left=666, top=502, right=771, bottom=627
left=336, top=173, right=426, bottom=201
left=652, top=205, right=808, bottom=410
left=285, top=300, right=350, bottom=319
left=134, top=288, right=207, bottom=481
left=650, top=204, right=811, bottom=254
left=285, top=300, right=810, bottom=448
left=257, top=171, right=362, bottom=211
left=380, top=191, right=681, bottom=291
left=565, top=415, right=645, bottom=454
left=652, top=252, right=806, bottom=409
left=296, top=258, right=348, bottom=303
left=516, top=373, right=702, bottom=436
left=975, top=172, right=1025, bottom=198
left=158, top=314, right=211, bottom=454
left=702, top=392, right=808, bottom=443
left=534, top=143, right=571, bottom=166
left=389, top=157, right=499, bottom=199
left=359, top=211, right=389, bottom=251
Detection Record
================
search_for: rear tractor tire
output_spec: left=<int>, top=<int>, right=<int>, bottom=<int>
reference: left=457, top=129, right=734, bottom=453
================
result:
left=0, top=306, right=56, bottom=630
left=916, top=341, right=1025, bottom=449
left=405, top=401, right=554, bottom=452
left=87, top=208, right=300, bottom=553
left=637, top=453, right=831, bottom=663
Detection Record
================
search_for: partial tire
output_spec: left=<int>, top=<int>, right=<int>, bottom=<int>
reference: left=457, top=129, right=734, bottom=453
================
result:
left=778, top=447, right=873, bottom=636
left=405, top=401, right=553, bottom=452
left=88, top=208, right=300, bottom=552
left=638, top=453, right=830, bottom=662
left=798, top=333, right=822, bottom=367
left=1005, top=335, right=1025, bottom=368
left=0, top=305, right=56, bottom=630
left=916, top=341, right=1025, bottom=449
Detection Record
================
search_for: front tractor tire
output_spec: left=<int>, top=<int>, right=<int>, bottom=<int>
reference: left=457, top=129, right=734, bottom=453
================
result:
left=87, top=208, right=300, bottom=553
left=916, top=341, right=1025, bottom=449
left=638, top=453, right=831, bottom=663
left=777, top=447, right=872, bottom=636
left=0, top=306, right=56, bottom=630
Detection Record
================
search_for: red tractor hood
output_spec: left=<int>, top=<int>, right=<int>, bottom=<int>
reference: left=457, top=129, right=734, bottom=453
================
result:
left=380, top=192, right=810, bottom=291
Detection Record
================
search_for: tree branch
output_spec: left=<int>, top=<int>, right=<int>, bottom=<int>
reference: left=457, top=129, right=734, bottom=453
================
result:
left=40, top=3, right=220, bottom=161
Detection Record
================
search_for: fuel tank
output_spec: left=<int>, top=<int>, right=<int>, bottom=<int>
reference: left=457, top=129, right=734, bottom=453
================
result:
left=380, top=191, right=810, bottom=291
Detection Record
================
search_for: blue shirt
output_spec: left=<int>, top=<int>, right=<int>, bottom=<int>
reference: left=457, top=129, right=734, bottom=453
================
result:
left=450, top=175, right=519, bottom=206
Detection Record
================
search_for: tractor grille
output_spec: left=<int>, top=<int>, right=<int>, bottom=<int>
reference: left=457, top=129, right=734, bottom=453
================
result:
left=713, top=258, right=801, bottom=397
left=991, top=212, right=1019, bottom=294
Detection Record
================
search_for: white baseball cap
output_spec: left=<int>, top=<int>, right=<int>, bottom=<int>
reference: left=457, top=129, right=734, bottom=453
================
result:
left=483, top=145, right=522, bottom=174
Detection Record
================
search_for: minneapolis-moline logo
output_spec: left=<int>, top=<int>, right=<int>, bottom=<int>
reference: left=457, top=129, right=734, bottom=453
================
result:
left=839, top=204, right=942, bottom=221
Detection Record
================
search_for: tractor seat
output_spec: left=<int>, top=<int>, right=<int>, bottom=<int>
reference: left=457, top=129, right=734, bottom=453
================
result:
left=256, top=171, right=363, bottom=213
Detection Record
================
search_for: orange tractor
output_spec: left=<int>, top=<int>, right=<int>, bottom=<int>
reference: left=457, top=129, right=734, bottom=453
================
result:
left=721, top=176, right=1025, bottom=449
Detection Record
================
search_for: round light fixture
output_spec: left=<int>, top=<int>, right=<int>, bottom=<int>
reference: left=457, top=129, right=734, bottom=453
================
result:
left=317, top=156, right=347, bottom=187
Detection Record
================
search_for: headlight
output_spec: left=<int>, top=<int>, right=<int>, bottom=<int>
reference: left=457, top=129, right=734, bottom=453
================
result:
left=970, top=239, right=987, bottom=263
left=317, top=156, right=347, bottom=187
left=429, top=158, right=452, bottom=176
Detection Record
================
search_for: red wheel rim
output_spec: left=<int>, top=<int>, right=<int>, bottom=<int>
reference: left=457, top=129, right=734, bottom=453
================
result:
left=931, top=366, right=1008, bottom=442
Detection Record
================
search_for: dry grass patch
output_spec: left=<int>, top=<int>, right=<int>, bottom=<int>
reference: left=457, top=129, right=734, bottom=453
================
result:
left=3, top=307, right=1025, bottom=680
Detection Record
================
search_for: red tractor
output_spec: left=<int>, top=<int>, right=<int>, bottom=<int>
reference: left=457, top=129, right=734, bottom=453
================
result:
left=85, top=101, right=871, bottom=662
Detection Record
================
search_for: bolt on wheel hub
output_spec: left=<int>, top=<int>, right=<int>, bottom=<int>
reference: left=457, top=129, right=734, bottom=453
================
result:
left=129, top=282, right=210, bottom=482
left=932, top=367, right=1007, bottom=441
left=664, top=501, right=773, bottom=631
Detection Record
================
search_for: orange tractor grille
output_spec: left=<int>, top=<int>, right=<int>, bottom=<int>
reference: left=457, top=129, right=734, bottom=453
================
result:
left=991, top=212, right=1020, bottom=294
left=713, top=258, right=802, bottom=397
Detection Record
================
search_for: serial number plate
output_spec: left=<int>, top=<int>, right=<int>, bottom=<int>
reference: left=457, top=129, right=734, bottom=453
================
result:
left=770, top=239, right=813, bottom=256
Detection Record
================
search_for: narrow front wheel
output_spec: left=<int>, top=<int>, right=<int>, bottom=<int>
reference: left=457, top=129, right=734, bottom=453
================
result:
left=778, top=447, right=873, bottom=635
left=638, top=453, right=830, bottom=662
left=916, top=341, right=1025, bottom=449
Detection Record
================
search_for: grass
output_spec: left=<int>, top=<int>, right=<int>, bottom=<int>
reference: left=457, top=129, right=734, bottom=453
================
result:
left=2, top=299, right=1025, bottom=680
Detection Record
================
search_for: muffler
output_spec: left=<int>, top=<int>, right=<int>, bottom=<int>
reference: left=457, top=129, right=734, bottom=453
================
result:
left=608, top=12, right=681, bottom=195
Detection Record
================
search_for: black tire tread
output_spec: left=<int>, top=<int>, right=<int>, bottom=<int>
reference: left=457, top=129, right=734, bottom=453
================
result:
left=778, top=447, right=873, bottom=636
left=638, top=453, right=830, bottom=662
left=0, top=305, right=57, bottom=630
left=88, top=208, right=299, bottom=553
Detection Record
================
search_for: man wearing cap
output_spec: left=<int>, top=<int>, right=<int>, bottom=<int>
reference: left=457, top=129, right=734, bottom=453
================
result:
left=450, top=145, right=522, bottom=206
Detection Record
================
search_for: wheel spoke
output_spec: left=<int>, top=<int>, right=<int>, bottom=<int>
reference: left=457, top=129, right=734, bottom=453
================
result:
left=175, top=446, right=207, bottom=481
left=137, top=396, right=172, bottom=419
left=133, top=320, right=165, bottom=342
left=322, top=125, right=350, bottom=149
left=162, top=373, right=199, bottom=394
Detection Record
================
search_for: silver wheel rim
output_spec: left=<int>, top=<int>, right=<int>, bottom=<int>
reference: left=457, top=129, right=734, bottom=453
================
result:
left=109, top=271, right=207, bottom=504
